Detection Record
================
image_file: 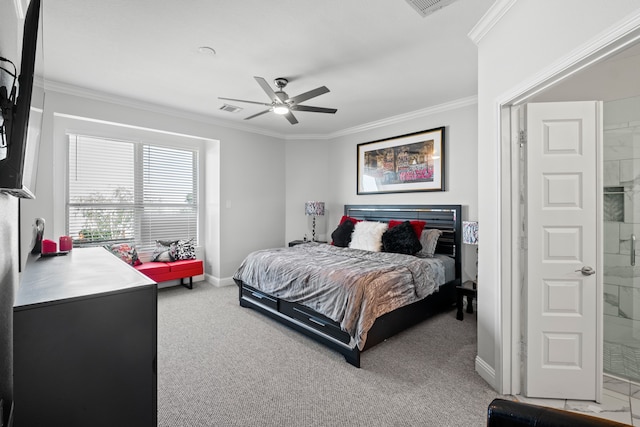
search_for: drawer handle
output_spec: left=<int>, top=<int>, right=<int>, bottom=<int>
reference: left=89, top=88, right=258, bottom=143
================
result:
left=308, top=317, right=326, bottom=327
left=292, top=307, right=326, bottom=327
left=251, top=292, right=265, bottom=299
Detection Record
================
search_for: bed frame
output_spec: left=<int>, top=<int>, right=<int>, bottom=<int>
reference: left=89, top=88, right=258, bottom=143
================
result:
left=235, top=204, right=462, bottom=367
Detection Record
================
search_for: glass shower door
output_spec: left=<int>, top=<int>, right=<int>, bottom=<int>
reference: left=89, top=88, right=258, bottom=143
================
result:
left=603, top=96, right=640, bottom=383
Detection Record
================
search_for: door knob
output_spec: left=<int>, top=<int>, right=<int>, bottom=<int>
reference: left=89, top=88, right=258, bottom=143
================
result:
left=576, top=266, right=595, bottom=276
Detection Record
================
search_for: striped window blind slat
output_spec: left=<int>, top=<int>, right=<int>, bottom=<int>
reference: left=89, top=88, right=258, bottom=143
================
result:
left=67, top=134, right=198, bottom=252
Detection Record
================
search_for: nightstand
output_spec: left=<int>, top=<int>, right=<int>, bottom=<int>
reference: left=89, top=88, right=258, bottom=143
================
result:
left=456, top=280, right=477, bottom=321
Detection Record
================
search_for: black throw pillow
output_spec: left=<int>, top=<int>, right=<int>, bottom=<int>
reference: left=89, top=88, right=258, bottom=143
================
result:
left=331, top=219, right=355, bottom=247
left=382, top=221, right=423, bottom=255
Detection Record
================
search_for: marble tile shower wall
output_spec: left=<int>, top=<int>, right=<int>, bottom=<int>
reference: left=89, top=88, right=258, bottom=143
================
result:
left=603, top=101, right=640, bottom=335
left=603, top=97, right=640, bottom=383
left=603, top=124, right=640, bottom=323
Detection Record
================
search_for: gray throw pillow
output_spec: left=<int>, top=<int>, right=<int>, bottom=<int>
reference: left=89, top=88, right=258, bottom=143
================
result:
left=416, top=229, right=442, bottom=258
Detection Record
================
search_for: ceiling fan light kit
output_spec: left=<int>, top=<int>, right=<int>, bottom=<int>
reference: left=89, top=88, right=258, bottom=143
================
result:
left=219, top=76, right=337, bottom=125
left=272, top=105, right=289, bottom=115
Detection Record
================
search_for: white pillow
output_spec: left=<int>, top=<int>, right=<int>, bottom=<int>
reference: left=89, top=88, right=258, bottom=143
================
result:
left=349, top=221, right=388, bottom=252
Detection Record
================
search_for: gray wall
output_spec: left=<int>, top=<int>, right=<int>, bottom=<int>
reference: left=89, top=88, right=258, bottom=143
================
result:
left=22, top=89, right=286, bottom=284
left=284, top=99, right=479, bottom=283
left=0, top=195, right=17, bottom=417
left=0, top=0, right=21, bottom=414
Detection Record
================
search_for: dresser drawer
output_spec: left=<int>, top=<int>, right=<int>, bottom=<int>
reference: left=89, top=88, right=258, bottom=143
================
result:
left=280, top=301, right=350, bottom=344
left=241, top=285, right=278, bottom=311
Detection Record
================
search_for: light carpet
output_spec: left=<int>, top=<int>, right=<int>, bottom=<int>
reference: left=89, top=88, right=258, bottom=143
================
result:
left=157, top=282, right=504, bottom=426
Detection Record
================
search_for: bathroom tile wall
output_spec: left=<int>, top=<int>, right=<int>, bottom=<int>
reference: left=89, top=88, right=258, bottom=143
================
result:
left=603, top=96, right=640, bottom=380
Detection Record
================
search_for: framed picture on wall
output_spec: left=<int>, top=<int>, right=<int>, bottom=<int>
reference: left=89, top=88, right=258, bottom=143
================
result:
left=357, top=127, right=445, bottom=194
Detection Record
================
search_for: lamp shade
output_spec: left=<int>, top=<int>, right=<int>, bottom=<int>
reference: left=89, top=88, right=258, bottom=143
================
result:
left=305, top=201, right=325, bottom=216
left=462, top=221, right=479, bottom=245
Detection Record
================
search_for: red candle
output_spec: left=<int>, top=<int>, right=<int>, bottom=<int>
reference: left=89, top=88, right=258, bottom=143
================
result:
left=41, top=239, right=57, bottom=254
left=59, top=236, right=72, bottom=252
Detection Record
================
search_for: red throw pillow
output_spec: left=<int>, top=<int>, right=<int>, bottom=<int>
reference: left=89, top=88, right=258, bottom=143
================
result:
left=388, top=220, right=426, bottom=238
left=339, top=215, right=362, bottom=226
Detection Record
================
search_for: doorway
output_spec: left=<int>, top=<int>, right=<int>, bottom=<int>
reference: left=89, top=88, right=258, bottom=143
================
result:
left=500, top=35, right=640, bottom=397
left=521, top=101, right=600, bottom=400
left=603, top=96, right=640, bottom=386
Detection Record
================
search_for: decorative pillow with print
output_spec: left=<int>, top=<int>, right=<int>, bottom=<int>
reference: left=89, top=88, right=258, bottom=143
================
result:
left=175, top=238, right=196, bottom=260
left=108, top=243, right=142, bottom=266
left=152, top=240, right=177, bottom=262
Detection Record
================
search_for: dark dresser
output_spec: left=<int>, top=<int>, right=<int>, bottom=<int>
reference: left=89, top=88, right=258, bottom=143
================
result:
left=13, top=247, right=157, bottom=427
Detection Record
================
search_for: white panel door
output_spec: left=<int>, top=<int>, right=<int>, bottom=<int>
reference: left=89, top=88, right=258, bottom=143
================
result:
left=525, top=101, right=601, bottom=400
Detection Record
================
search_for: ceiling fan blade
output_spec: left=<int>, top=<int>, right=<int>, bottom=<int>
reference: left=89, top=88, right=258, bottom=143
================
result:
left=284, top=111, right=299, bottom=125
left=288, top=86, right=330, bottom=105
left=218, top=97, right=271, bottom=107
left=291, top=105, right=337, bottom=114
left=254, top=76, right=285, bottom=103
left=244, top=109, right=271, bottom=120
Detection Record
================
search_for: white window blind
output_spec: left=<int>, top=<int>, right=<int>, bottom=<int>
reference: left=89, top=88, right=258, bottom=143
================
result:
left=67, top=134, right=198, bottom=251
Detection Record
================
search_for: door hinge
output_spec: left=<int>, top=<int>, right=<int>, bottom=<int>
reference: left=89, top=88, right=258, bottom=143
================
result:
left=520, top=340, right=527, bottom=360
left=519, top=130, right=526, bottom=146
left=520, top=235, right=527, bottom=249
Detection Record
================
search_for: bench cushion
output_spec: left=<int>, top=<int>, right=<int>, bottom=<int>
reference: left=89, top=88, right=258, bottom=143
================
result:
left=136, top=262, right=171, bottom=274
left=167, top=259, right=203, bottom=273
left=134, top=259, right=203, bottom=284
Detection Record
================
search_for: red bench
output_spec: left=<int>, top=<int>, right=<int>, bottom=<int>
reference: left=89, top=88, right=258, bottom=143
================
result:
left=135, top=259, right=203, bottom=289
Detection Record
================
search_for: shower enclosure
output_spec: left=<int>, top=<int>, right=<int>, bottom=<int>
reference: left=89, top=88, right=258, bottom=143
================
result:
left=603, top=95, right=640, bottom=384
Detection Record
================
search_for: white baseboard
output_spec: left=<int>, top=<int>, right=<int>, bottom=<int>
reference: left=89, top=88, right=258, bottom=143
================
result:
left=158, top=275, right=235, bottom=288
left=476, top=355, right=497, bottom=391
left=206, top=274, right=235, bottom=287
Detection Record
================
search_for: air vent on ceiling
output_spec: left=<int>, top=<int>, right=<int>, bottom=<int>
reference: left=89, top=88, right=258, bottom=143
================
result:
left=219, top=104, right=243, bottom=113
left=404, top=0, right=459, bottom=17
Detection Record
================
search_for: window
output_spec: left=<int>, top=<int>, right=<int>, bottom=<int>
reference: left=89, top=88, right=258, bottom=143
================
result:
left=67, top=134, right=198, bottom=252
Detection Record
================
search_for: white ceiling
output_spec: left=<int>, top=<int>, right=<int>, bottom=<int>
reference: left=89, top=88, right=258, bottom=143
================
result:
left=40, top=0, right=494, bottom=137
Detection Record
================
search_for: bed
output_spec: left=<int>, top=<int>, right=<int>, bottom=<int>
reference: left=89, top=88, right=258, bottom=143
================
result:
left=233, top=204, right=462, bottom=367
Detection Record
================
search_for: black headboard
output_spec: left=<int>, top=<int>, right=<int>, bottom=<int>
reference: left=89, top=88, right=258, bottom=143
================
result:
left=344, top=204, right=462, bottom=283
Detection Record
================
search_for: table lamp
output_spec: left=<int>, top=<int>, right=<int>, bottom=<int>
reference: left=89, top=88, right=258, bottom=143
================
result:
left=305, top=201, right=325, bottom=242
left=462, top=220, right=479, bottom=288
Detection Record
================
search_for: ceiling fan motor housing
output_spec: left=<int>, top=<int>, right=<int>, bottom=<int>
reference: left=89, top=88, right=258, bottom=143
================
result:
left=274, top=78, right=288, bottom=89
left=218, top=76, right=336, bottom=125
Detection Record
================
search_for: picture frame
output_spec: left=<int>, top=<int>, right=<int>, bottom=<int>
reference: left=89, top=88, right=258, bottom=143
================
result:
left=357, top=127, right=445, bottom=194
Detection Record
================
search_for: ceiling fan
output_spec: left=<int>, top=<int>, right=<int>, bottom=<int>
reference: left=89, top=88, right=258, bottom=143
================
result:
left=219, top=76, right=337, bottom=125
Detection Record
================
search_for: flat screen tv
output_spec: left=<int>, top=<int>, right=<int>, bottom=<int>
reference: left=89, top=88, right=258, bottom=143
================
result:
left=0, top=0, right=42, bottom=199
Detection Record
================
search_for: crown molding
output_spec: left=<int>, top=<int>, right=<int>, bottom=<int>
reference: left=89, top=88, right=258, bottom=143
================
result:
left=44, top=79, right=477, bottom=142
left=13, top=0, right=26, bottom=20
left=468, top=0, right=517, bottom=45
left=318, top=95, right=478, bottom=140
left=504, top=7, right=640, bottom=106
left=43, top=79, right=287, bottom=140
left=283, top=95, right=477, bottom=141
left=53, top=112, right=217, bottom=144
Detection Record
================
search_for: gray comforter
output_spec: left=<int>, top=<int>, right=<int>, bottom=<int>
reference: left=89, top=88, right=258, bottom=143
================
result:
left=233, top=242, right=446, bottom=349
